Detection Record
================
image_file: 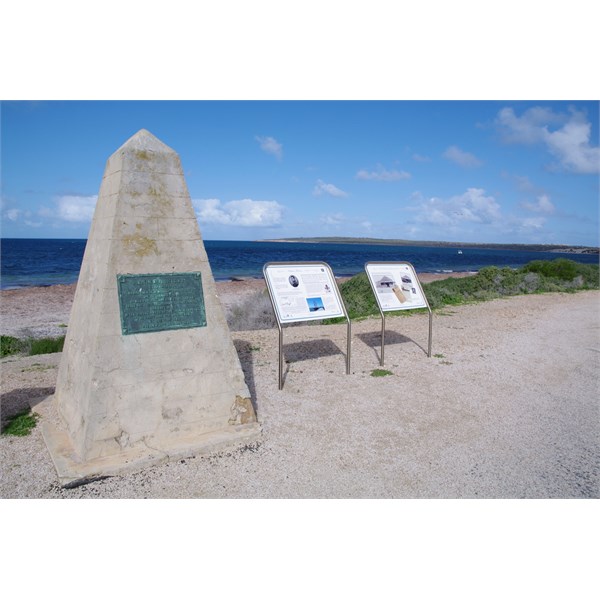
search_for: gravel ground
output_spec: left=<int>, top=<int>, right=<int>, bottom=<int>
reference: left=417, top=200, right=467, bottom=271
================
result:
left=1, top=288, right=598, bottom=498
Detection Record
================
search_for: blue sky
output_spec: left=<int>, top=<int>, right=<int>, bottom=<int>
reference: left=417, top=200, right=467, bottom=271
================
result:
left=1, top=100, right=599, bottom=245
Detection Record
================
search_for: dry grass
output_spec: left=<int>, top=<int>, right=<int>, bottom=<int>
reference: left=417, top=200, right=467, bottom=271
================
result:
left=226, top=290, right=277, bottom=331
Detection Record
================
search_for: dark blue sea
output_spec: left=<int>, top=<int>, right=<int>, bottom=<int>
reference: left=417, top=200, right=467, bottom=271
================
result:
left=1, top=238, right=598, bottom=290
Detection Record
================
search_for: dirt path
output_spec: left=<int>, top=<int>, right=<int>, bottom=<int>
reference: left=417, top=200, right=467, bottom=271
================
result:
left=1, top=290, right=598, bottom=498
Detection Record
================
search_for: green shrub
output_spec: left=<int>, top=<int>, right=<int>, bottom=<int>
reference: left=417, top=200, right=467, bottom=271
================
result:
left=1, top=336, right=25, bottom=357
left=522, top=258, right=599, bottom=287
left=0, top=335, right=66, bottom=357
left=338, top=273, right=379, bottom=319
left=29, top=336, right=65, bottom=355
left=335, top=259, right=599, bottom=318
left=522, top=258, right=578, bottom=280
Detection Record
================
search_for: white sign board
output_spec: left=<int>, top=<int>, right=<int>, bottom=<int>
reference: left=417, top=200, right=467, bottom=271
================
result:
left=264, top=262, right=346, bottom=323
left=365, top=262, right=428, bottom=311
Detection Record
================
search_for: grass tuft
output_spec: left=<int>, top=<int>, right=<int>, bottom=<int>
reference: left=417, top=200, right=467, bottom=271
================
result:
left=29, top=336, right=65, bottom=355
left=2, top=410, right=40, bottom=436
left=371, top=368, right=393, bottom=377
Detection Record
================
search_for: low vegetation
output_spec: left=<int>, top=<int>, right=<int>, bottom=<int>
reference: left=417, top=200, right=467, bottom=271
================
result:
left=29, top=336, right=65, bottom=355
left=1, top=335, right=24, bottom=358
left=2, top=261, right=597, bottom=347
left=337, top=259, right=598, bottom=320
left=370, top=369, right=393, bottom=377
left=423, top=259, right=598, bottom=309
left=1, top=410, right=39, bottom=436
left=228, top=290, right=277, bottom=331
left=1, top=335, right=65, bottom=358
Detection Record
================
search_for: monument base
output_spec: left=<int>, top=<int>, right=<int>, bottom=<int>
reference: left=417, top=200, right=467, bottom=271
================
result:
left=33, top=395, right=261, bottom=488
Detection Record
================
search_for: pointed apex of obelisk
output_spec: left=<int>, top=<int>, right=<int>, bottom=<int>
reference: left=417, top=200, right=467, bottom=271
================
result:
left=44, top=125, right=258, bottom=484
left=116, top=128, right=176, bottom=155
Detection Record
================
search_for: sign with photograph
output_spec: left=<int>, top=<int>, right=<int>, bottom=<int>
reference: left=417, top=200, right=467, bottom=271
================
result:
left=365, top=262, right=428, bottom=311
left=264, top=262, right=346, bottom=323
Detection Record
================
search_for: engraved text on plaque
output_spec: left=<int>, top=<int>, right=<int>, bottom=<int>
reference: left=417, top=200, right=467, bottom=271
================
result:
left=117, top=272, right=206, bottom=335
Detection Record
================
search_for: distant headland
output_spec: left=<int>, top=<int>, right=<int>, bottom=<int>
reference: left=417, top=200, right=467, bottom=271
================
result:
left=258, top=237, right=599, bottom=254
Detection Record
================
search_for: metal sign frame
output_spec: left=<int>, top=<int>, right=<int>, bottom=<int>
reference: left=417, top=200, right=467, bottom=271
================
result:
left=263, top=261, right=351, bottom=389
left=365, top=261, right=432, bottom=365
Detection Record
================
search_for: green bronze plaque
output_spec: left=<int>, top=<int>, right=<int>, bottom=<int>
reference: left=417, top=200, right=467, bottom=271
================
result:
left=117, top=272, right=206, bottom=335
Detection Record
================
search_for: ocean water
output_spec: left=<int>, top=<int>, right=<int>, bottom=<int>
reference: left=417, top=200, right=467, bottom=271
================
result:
left=1, top=238, right=598, bottom=290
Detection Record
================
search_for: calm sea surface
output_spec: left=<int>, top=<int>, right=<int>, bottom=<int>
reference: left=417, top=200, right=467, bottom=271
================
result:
left=1, top=238, right=598, bottom=290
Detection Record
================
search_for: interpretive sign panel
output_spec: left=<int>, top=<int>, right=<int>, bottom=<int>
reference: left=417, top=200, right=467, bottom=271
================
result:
left=365, top=262, right=428, bottom=311
left=365, top=262, right=432, bottom=364
left=117, top=272, right=206, bottom=335
left=264, top=261, right=350, bottom=388
left=263, top=262, right=345, bottom=323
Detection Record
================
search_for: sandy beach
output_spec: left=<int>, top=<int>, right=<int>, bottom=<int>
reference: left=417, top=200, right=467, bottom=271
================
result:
left=1, top=277, right=598, bottom=498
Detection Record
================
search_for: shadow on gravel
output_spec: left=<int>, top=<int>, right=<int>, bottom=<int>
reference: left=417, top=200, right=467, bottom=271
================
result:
left=282, top=339, right=345, bottom=363
left=233, top=340, right=259, bottom=418
left=0, top=386, right=54, bottom=429
left=281, top=339, right=348, bottom=387
left=356, top=329, right=429, bottom=363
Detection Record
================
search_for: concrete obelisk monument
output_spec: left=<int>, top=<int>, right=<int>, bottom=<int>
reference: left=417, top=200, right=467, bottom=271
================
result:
left=39, top=129, right=259, bottom=485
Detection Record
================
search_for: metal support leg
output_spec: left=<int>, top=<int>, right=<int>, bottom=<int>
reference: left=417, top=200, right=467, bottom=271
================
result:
left=346, top=316, right=352, bottom=374
left=380, top=310, right=386, bottom=366
left=427, top=308, right=433, bottom=357
left=278, top=323, right=284, bottom=390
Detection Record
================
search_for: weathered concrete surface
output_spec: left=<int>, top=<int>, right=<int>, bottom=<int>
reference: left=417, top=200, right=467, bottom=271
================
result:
left=42, top=129, right=259, bottom=485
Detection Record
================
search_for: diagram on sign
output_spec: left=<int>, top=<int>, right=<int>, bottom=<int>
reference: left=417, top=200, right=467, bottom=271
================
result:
left=366, top=262, right=428, bottom=311
left=264, top=263, right=345, bottom=323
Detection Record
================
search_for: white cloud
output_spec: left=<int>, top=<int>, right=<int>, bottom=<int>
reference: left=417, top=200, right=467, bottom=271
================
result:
left=6, top=208, right=21, bottom=221
left=194, top=198, right=283, bottom=227
left=496, top=106, right=564, bottom=144
left=496, top=106, right=600, bottom=174
left=356, top=165, right=411, bottom=181
left=442, top=146, right=483, bottom=168
left=57, top=195, right=98, bottom=222
left=313, top=179, right=348, bottom=198
left=415, top=188, right=502, bottom=227
left=255, top=135, right=283, bottom=160
left=522, top=194, right=555, bottom=214
left=194, top=199, right=226, bottom=224
left=518, top=217, right=546, bottom=230
left=546, top=115, right=600, bottom=173
left=411, top=187, right=558, bottom=238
